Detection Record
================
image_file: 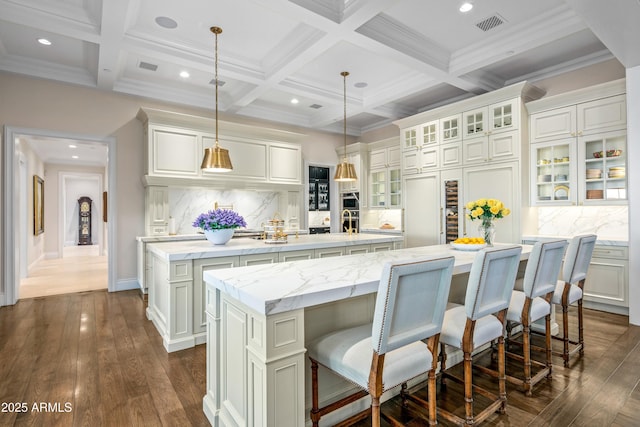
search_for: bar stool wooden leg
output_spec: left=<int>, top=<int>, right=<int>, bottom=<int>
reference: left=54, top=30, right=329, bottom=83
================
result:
left=545, top=313, right=552, bottom=378
left=578, top=298, right=584, bottom=356
left=498, top=335, right=507, bottom=412
left=464, top=351, right=474, bottom=425
left=310, top=359, right=320, bottom=427
left=522, top=323, right=532, bottom=396
left=562, top=304, right=570, bottom=367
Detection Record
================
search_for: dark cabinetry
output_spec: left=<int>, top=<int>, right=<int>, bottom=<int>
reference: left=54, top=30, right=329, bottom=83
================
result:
left=308, top=166, right=330, bottom=211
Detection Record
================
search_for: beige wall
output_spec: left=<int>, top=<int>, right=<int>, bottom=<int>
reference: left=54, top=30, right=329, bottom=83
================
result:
left=0, top=72, right=348, bottom=287
left=17, top=138, right=45, bottom=268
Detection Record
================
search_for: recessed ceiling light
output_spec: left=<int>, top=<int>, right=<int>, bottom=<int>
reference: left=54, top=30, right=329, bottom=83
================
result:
left=72, top=155, right=79, bottom=159
left=459, top=2, right=473, bottom=12
left=69, top=144, right=77, bottom=148
left=155, top=16, right=178, bottom=29
left=37, top=38, right=52, bottom=46
left=180, top=71, right=190, bottom=78
left=354, top=82, right=368, bottom=88
left=290, top=98, right=299, bottom=104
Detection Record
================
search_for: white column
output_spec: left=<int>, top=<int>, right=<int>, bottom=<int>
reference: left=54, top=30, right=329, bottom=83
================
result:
left=627, top=67, right=640, bottom=325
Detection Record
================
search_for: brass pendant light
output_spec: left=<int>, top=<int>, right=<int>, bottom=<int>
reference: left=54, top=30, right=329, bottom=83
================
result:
left=334, top=71, right=357, bottom=182
left=201, top=26, right=233, bottom=172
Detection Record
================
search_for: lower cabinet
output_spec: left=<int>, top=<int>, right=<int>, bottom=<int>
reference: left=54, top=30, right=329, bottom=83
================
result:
left=279, top=249, right=314, bottom=262
left=193, top=256, right=239, bottom=334
left=583, top=245, right=628, bottom=313
left=240, top=253, right=279, bottom=266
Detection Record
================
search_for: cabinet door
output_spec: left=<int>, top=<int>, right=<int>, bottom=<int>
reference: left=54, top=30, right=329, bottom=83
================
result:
left=269, top=143, right=302, bottom=183
left=440, top=143, right=462, bottom=168
left=370, top=169, right=387, bottom=207
left=404, top=173, right=441, bottom=248
left=578, top=130, right=627, bottom=204
left=530, top=106, right=576, bottom=143
left=371, top=243, right=394, bottom=252
left=530, top=140, right=576, bottom=205
left=345, top=245, right=370, bottom=255
left=315, top=247, right=344, bottom=258
left=369, top=148, right=387, bottom=169
left=463, top=162, right=520, bottom=244
left=463, top=107, right=487, bottom=139
left=387, top=146, right=401, bottom=167
left=488, top=99, right=518, bottom=134
left=239, top=253, right=279, bottom=266
left=488, top=131, right=518, bottom=162
left=403, top=127, right=417, bottom=150
left=279, top=250, right=314, bottom=262
left=577, top=94, right=626, bottom=135
left=421, top=121, right=439, bottom=146
left=463, top=137, right=488, bottom=164
left=419, top=145, right=439, bottom=170
left=150, top=126, right=200, bottom=177
left=205, top=136, right=267, bottom=181
left=389, top=168, right=402, bottom=207
left=146, top=186, right=169, bottom=235
left=193, top=256, right=239, bottom=334
left=440, top=114, right=462, bottom=144
left=402, top=150, right=420, bottom=175
left=583, top=246, right=628, bottom=307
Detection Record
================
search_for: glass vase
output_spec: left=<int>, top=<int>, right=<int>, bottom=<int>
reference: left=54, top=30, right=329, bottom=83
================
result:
left=478, top=220, right=495, bottom=246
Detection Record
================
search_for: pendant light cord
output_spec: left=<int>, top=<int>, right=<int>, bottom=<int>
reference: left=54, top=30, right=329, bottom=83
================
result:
left=212, top=26, right=222, bottom=148
left=341, top=71, right=349, bottom=160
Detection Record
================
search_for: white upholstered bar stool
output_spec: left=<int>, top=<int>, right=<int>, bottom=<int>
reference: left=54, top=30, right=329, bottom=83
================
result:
left=551, top=234, right=597, bottom=367
left=438, top=246, right=522, bottom=426
left=307, top=256, right=455, bottom=427
left=505, top=239, right=568, bottom=395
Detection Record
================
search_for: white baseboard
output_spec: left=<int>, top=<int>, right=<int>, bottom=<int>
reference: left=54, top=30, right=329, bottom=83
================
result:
left=113, top=278, right=139, bottom=292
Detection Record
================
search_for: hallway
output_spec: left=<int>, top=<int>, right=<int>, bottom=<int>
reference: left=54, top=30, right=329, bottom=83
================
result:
left=19, top=247, right=107, bottom=299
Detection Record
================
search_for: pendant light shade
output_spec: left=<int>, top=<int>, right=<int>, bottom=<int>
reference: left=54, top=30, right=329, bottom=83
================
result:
left=201, top=26, right=233, bottom=173
left=334, top=71, right=357, bottom=182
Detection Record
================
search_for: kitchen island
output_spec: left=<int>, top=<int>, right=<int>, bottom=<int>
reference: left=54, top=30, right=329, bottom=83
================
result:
left=146, top=232, right=403, bottom=352
left=202, top=244, right=532, bottom=427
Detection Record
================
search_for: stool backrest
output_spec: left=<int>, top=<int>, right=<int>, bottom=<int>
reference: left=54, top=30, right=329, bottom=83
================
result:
left=562, top=235, right=597, bottom=284
left=372, top=256, right=455, bottom=355
left=465, top=246, right=522, bottom=321
left=523, top=239, right=568, bottom=299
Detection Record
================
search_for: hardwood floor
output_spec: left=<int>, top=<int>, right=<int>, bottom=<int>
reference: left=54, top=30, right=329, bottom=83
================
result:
left=0, top=290, right=637, bottom=427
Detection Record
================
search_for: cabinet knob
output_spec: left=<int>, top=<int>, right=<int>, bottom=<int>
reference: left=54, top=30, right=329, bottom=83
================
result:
left=571, top=132, right=576, bottom=137
left=578, top=131, right=583, bottom=136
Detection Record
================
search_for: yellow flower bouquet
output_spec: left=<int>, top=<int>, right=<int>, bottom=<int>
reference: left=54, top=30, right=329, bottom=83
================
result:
left=465, top=199, right=510, bottom=245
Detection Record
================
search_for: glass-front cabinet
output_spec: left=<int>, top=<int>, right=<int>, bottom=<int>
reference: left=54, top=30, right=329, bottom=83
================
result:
left=463, top=99, right=518, bottom=139
left=531, top=141, right=576, bottom=205
left=579, top=130, right=627, bottom=204
left=370, top=168, right=401, bottom=208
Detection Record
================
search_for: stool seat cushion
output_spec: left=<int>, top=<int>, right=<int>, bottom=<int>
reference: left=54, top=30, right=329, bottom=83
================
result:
left=440, top=305, right=503, bottom=349
left=507, top=291, right=550, bottom=324
left=552, top=281, right=583, bottom=305
left=307, top=324, right=432, bottom=392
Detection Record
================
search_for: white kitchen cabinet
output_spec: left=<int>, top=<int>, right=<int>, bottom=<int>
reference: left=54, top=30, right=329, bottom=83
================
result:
left=314, top=247, right=344, bottom=258
left=462, top=99, right=518, bottom=139
left=370, top=168, right=401, bottom=208
left=404, top=173, right=441, bottom=248
left=463, top=161, right=520, bottom=244
left=530, top=94, right=626, bottom=144
left=530, top=140, right=577, bottom=206
left=345, top=245, right=370, bottom=255
left=370, top=146, right=400, bottom=169
left=402, top=144, right=439, bottom=175
left=239, top=253, right=279, bottom=266
left=145, top=186, right=169, bottom=235
left=203, top=134, right=267, bottom=181
left=278, top=250, right=314, bottom=262
left=148, top=125, right=200, bottom=177
left=578, top=130, right=627, bottom=205
left=193, top=256, right=239, bottom=334
left=463, top=130, right=519, bottom=165
left=440, top=142, right=463, bottom=168
left=583, top=245, right=628, bottom=312
left=269, top=142, right=302, bottom=183
left=370, top=242, right=395, bottom=252
left=440, top=114, right=462, bottom=144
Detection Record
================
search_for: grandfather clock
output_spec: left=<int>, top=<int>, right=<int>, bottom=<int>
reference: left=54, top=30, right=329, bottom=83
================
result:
left=78, top=196, right=92, bottom=245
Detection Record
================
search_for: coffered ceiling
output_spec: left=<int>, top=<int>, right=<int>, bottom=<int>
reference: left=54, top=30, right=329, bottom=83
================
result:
left=1, top=0, right=639, bottom=137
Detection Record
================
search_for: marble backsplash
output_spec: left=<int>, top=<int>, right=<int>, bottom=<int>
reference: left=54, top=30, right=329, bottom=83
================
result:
left=169, top=188, right=280, bottom=234
left=537, top=206, right=628, bottom=240
left=361, top=209, right=402, bottom=230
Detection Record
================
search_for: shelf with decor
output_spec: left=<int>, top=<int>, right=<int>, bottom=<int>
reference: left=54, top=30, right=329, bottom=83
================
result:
left=579, top=130, right=627, bottom=204
left=530, top=140, right=576, bottom=205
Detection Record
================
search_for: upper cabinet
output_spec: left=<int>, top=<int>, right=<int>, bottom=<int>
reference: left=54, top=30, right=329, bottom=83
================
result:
left=462, top=99, right=519, bottom=139
left=527, top=80, right=627, bottom=206
left=368, top=139, right=401, bottom=208
left=138, top=108, right=303, bottom=188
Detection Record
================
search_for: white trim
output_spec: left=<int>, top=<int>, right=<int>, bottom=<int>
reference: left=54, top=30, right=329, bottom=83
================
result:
left=2, top=126, right=117, bottom=306
left=114, top=278, right=140, bottom=292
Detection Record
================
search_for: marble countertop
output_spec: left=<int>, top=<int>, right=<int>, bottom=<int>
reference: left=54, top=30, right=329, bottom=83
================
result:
left=136, top=229, right=307, bottom=243
left=147, top=232, right=404, bottom=261
left=522, top=235, right=628, bottom=247
left=360, top=227, right=403, bottom=235
left=204, top=243, right=532, bottom=315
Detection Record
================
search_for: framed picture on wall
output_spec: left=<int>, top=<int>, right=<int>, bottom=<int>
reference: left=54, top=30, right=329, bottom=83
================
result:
left=33, top=175, right=44, bottom=235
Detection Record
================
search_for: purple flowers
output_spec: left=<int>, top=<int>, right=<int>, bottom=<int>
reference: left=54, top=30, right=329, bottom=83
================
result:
left=193, top=209, right=247, bottom=230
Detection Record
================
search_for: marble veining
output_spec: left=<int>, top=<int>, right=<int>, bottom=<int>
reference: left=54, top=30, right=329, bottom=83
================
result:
left=169, top=188, right=280, bottom=234
left=204, top=244, right=532, bottom=315
left=361, top=208, right=402, bottom=230
left=537, top=206, right=628, bottom=241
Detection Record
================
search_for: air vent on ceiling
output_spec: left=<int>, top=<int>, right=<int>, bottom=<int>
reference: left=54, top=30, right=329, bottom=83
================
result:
left=209, top=79, right=226, bottom=86
left=139, top=61, right=158, bottom=71
left=309, top=104, right=323, bottom=109
left=475, top=14, right=506, bottom=32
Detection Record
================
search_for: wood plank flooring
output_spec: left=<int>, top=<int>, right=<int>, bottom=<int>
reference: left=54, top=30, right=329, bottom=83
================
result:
left=0, top=290, right=638, bottom=426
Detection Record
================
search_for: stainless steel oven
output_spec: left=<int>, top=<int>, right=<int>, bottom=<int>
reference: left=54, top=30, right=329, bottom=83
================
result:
left=341, top=192, right=359, bottom=232
left=341, top=192, right=359, bottom=209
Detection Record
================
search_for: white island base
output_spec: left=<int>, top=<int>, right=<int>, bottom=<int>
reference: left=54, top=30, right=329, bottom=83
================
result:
left=203, top=244, right=534, bottom=427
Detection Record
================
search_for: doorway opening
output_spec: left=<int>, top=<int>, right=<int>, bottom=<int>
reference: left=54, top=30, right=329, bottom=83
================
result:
left=2, top=127, right=117, bottom=305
